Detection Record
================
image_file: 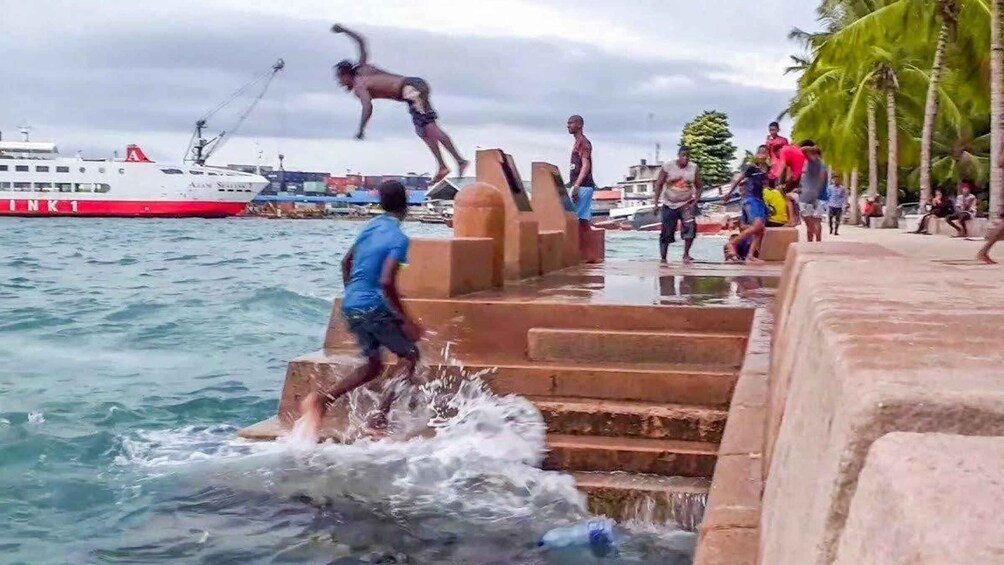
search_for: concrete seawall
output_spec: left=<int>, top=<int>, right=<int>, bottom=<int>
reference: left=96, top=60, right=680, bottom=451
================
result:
left=693, top=238, right=1004, bottom=564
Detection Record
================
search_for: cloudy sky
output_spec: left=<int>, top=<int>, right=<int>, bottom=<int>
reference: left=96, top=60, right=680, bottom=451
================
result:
left=1, top=0, right=818, bottom=185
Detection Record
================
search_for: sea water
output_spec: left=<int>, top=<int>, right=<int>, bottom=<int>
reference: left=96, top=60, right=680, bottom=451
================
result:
left=0, top=218, right=723, bottom=564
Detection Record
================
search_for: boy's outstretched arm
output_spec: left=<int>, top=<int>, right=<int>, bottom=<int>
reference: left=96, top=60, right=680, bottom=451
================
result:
left=341, top=246, right=355, bottom=286
left=332, top=24, right=368, bottom=66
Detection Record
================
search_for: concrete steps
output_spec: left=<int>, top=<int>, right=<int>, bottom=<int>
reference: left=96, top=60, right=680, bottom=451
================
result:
left=544, top=434, right=718, bottom=477
left=527, top=328, right=747, bottom=366
left=531, top=396, right=728, bottom=443
left=572, top=472, right=709, bottom=528
left=456, top=361, right=737, bottom=407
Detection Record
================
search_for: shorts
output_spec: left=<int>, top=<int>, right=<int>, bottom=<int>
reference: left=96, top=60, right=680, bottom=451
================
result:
left=742, top=197, right=768, bottom=226
left=766, top=221, right=786, bottom=228
left=343, top=307, right=418, bottom=358
left=660, top=204, right=696, bottom=244
left=949, top=211, right=974, bottom=222
left=402, top=77, right=438, bottom=136
left=799, top=201, right=828, bottom=218
left=828, top=206, right=843, bottom=219
left=574, top=186, right=595, bottom=221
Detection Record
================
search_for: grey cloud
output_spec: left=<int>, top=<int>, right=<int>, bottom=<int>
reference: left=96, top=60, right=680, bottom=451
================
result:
left=1, top=4, right=795, bottom=153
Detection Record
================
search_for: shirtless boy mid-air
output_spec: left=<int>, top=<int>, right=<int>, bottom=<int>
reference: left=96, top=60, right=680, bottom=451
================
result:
left=332, top=24, right=467, bottom=184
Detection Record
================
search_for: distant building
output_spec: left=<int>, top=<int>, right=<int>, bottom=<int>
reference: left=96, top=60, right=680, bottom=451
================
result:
left=426, top=176, right=478, bottom=201
left=591, top=189, right=623, bottom=216
left=613, top=158, right=663, bottom=206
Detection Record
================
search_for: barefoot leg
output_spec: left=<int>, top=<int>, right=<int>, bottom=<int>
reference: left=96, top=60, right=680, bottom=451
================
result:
left=426, top=122, right=466, bottom=175
left=420, top=129, right=449, bottom=184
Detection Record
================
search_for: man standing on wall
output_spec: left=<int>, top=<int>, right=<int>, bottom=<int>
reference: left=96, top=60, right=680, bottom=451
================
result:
left=567, top=115, right=596, bottom=227
left=654, top=146, right=701, bottom=263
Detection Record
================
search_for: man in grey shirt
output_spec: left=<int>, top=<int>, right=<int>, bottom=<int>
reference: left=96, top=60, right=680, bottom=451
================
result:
left=797, top=142, right=828, bottom=242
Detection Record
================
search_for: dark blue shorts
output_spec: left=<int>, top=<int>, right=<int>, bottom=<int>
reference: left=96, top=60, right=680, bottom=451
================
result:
left=343, top=307, right=418, bottom=358
left=402, top=77, right=438, bottom=136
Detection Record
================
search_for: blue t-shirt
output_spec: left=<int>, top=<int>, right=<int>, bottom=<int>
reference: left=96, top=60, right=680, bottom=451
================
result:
left=742, top=195, right=768, bottom=226
left=342, top=215, right=410, bottom=313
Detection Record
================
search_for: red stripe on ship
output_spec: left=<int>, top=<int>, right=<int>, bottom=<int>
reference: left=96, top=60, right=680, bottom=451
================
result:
left=0, top=199, right=248, bottom=218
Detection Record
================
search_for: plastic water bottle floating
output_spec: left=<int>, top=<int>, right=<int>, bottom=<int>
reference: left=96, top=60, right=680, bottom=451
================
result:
left=538, top=518, right=618, bottom=551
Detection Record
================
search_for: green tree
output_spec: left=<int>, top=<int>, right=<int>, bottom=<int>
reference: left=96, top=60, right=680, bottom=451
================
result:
left=680, top=111, right=737, bottom=186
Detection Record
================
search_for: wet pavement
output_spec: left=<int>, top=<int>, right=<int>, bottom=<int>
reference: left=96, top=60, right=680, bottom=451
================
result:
left=462, top=262, right=781, bottom=308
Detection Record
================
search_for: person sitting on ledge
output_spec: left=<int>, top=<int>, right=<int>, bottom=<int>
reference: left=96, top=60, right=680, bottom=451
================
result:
left=912, top=189, right=953, bottom=235
left=298, top=180, right=425, bottom=439
left=945, top=180, right=978, bottom=238
left=725, top=170, right=767, bottom=264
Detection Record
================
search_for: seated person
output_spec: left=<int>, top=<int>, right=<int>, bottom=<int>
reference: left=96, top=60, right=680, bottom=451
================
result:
left=725, top=174, right=768, bottom=264
left=912, top=189, right=953, bottom=234
left=763, top=182, right=790, bottom=227
left=945, top=180, right=978, bottom=237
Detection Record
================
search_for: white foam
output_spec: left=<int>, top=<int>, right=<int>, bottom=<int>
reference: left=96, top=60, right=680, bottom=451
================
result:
left=114, top=356, right=588, bottom=526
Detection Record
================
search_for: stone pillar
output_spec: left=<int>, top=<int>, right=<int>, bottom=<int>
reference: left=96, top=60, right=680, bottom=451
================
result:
left=454, top=182, right=506, bottom=287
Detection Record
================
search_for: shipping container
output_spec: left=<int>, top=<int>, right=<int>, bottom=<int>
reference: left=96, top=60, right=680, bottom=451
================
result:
left=303, top=181, right=327, bottom=193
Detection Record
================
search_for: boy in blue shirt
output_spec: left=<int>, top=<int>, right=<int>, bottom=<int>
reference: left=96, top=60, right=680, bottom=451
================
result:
left=299, top=180, right=424, bottom=439
left=725, top=165, right=768, bottom=264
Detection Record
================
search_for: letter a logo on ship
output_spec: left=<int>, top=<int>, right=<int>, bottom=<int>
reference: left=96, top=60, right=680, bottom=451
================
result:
left=125, top=145, right=152, bottom=163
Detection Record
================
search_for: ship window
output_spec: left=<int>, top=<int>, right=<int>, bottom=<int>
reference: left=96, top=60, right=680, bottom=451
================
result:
left=0, top=165, right=7, bottom=171
left=14, top=182, right=31, bottom=191
left=94, top=183, right=111, bottom=193
left=56, top=183, right=73, bottom=192
left=75, top=183, right=94, bottom=192
left=118, top=168, right=125, bottom=174
left=98, top=167, right=106, bottom=174
left=56, top=166, right=70, bottom=173
left=34, top=182, right=53, bottom=191
left=0, top=182, right=10, bottom=189
left=79, top=167, right=86, bottom=173
left=16, top=165, right=29, bottom=172
left=190, top=170, right=204, bottom=175
left=207, top=172, right=219, bottom=176
left=160, top=168, right=184, bottom=175
left=36, top=166, right=50, bottom=173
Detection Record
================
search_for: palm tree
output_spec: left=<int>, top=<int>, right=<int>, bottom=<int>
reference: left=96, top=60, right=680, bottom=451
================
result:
left=868, top=100, right=879, bottom=196
left=879, top=62, right=901, bottom=228
left=992, top=0, right=1004, bottom=218
left=919, top=2, right=958, bottom=205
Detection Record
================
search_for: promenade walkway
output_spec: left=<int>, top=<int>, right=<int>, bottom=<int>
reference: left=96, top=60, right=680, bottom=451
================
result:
left=825, top=224, right=996, bottom=265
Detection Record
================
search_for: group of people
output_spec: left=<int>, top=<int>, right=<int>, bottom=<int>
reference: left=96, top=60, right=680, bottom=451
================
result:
left=911, top=180, right=980, bottom=237
left=682, top=123, right=845, bottom=264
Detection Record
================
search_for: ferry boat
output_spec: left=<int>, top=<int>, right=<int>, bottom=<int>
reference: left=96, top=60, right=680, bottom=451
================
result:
left=0, top=139, right=267, bottom=217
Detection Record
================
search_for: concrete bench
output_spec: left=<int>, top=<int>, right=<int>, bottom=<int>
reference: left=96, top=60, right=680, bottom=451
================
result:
left=759, top=227, right=799, bottom=262
left=925, top=216, right=988, bottom=238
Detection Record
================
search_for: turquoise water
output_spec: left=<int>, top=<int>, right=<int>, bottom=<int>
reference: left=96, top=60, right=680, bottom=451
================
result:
left=0, top=218, right=721, bottom=565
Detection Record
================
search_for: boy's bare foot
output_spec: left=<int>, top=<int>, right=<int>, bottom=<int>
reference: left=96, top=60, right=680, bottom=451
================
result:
left=431, top=167, right=450, bottom=185
left=746, top=256, right=765, bottom=264
left=295, top=392, right=326, bottom=442
left=682, top=255, right=694, bottom=264
left=456, top=159, right=469, bottom=178
left=977, top=251, right=997, bottom=265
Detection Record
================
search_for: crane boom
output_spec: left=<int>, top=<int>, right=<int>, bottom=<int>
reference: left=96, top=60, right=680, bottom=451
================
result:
left=186, top=59, right=285, bottom=165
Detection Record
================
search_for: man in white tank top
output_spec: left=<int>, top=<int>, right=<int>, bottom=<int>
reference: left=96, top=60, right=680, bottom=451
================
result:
left=653, top=147, right=702, bottom=263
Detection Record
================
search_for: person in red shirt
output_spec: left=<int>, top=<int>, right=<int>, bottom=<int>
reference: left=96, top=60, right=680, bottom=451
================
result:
left=766, top=121, right=789, bottom=162
left=769, top=143, right=808, bottom=191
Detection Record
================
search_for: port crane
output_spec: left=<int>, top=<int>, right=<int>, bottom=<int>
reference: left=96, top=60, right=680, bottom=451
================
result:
left=185, top=58, right=285, bottom=165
